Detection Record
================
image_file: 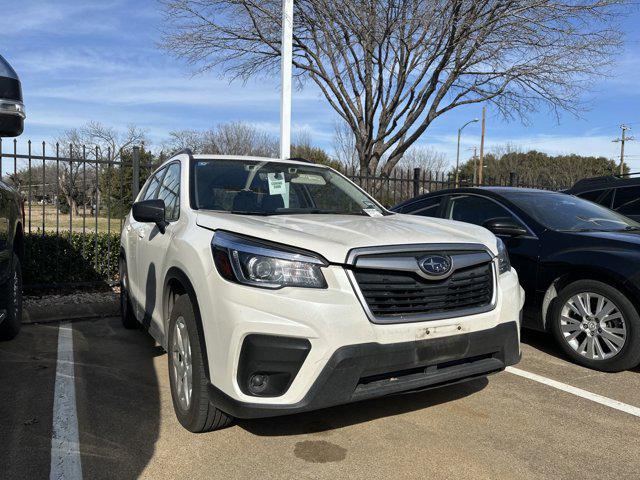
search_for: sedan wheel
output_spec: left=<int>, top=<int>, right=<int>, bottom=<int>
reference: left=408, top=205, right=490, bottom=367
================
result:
left=560, top=292, right=626, bottom=360
left=171, top=316, right=193, bottom=411
left=550, top=280, right=640, bottom=372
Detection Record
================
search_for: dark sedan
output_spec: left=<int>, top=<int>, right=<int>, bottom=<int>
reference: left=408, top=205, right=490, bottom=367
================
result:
left=393, top=187, right=640, bottom=372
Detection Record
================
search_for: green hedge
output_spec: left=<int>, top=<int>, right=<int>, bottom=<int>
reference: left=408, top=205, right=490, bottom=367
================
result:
left=24, top=232, right=121, bottom=286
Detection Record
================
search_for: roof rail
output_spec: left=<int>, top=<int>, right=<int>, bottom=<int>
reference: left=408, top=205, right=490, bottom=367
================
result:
left=287, top=156, right=314, bottom=164
left=615, top=171, right=640, bottom=179
left=161, top=148, right=194, bottom=165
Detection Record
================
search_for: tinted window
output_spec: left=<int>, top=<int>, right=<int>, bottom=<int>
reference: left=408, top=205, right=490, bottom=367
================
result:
left=577, top=188, right=614, bottom=209
left=613, top=186, right=640, bottom=216
left=141, top=170, right=164, bottom=201
left=446, top=195, right=516, bottom=226
left=157, top=163, right=181, bottom=221
left=577, top=189, right=605, bottom=203
left=503, top=191, right=640, bottom=231
left=404, top=196, right=442, bottom=217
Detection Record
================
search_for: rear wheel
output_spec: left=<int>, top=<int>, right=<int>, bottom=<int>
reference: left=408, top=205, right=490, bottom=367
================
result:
left=119, top=257, right=138, bottom=329
left=550, top=280, right=640, bottom=372
left=168, top=294, right=233, bottom=432
left=0, top=253, right=23, bottom=341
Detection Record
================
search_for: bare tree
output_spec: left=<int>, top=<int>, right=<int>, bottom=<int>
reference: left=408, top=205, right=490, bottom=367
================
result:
left=160, top=0, right=625, bottom=175
left=162, top=121, right=278, bottom=157
left=163, top=129, right=218, bottom=154
left=53, top=122, right=147, bottom=214
left=400, top=146, right=449, bottom=174
left=332, top=121, right=359, bottom=170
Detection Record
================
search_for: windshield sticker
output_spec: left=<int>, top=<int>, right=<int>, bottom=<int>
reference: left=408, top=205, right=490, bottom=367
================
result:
left=267, top=172, right=287, bottom=195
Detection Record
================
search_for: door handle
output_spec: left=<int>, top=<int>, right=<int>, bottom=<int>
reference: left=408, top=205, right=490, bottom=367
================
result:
left=138, top=230, right=145, bottom=239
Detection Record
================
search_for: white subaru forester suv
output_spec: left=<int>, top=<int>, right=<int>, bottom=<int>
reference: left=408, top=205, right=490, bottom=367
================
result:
left=120, top=150, right=524, bottom=432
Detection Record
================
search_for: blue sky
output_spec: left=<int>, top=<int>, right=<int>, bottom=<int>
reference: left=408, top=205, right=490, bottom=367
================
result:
left=2, top=0, right=640, bottom=170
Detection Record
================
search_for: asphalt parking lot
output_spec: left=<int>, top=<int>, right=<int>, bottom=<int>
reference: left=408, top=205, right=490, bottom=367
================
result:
left=2, top=318, right=640, bottom=480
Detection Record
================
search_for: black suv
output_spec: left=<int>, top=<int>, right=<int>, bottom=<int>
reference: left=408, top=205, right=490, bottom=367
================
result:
left=565, top=174, right=640, bottom=222
left=393, top=187, right=640, bottom=372
left=0, top=53, right=26, bottom=340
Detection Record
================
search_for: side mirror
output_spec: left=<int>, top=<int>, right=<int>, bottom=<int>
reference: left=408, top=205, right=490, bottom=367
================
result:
left=132, top=199, right=168, bottom=234
left=483, top=217, right=528, bottom=237
left=0, top=55, right=25, bottom=137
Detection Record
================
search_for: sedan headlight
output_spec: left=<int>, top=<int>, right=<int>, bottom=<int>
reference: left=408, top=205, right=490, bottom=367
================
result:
left=212, top=231, right=327, bottom=289
left=496, top=237, right=511, bottom=275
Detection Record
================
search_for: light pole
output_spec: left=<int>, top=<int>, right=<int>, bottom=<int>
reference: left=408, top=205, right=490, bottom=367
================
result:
left=280, top=0, right=294, bottom=160
left=455, top=118, right=479, bottom=187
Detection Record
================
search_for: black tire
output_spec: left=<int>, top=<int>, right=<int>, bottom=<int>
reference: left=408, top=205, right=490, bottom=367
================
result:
left=550, top=280, right=640, bottom=372
left=119, top=257, right=138, bottom=329
left=168, top=294, right=233, bottom=432
left=0, top=253, right=23, bottom=341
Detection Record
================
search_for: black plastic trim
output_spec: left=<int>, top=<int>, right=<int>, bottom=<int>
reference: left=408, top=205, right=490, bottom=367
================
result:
left=208, top=321, right=521, bottom=419
left=237, top=334, right=311, bottom=397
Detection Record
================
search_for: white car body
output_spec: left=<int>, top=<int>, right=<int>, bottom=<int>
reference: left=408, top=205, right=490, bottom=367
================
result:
left=121, top=153, right=524, bottom=423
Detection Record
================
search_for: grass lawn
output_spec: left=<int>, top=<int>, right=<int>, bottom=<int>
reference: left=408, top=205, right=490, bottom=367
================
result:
left=24, top=204, right=124, bottom=234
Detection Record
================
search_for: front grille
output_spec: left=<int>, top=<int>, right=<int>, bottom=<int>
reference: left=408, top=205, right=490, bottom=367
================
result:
left=352, top=261, right=493, bottom=319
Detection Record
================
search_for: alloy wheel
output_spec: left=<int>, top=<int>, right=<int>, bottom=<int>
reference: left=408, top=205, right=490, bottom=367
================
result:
left=171, top=316, right=193, bottom=411
left=560, top=292, right=627, bottom=361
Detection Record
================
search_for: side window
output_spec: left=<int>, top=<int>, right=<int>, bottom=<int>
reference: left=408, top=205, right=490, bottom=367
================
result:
left=613, top=186, right=640, bottom=216
left=577, top=188, right=614, bottom=208
left=157, top=163, right=181, bottom=221
left=446, top=195, right=518, bottom=227
left=141, top=169, right=164, bottom=201
left=577, top=189, right=605, bottom=203
left=404, top=196, right=443, bottom=217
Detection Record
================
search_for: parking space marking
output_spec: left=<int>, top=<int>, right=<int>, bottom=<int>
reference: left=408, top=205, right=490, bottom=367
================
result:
left=50, top=322, right=83, bottom=480
left=506, top=366, right=640, bottom=418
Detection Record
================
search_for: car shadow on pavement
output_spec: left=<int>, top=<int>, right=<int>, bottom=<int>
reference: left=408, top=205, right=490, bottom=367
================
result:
left=72, top=318, right=163, bottom=480
left=238, top=376, right=488, bottom=437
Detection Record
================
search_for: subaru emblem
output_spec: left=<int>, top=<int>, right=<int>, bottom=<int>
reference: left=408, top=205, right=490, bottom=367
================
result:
left=418, top=255, right=452, bottom=277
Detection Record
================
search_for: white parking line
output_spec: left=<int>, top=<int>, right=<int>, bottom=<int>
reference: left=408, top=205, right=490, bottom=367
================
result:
left=506, top=366, right=640, bottom=418
left=50, top=322, right=83, bottom=480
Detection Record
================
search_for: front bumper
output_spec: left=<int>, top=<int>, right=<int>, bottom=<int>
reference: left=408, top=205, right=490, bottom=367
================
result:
left=208, top=321, right=520, bottom=419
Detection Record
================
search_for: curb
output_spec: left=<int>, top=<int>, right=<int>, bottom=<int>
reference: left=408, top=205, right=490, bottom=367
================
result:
left=23, top=300, right=120, bottom=324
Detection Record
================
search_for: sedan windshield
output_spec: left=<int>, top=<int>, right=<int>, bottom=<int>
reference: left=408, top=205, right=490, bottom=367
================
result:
left=192, top=158, right=386, bottom=216
left=503, top=191, right=640, bottom=232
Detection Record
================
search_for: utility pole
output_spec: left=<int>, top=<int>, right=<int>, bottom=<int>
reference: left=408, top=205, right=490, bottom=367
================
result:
left=478, top=106, right=486, bottom=184
left=469, top=147, right=478, bottom=184
left=280, top=0, right=294, bottom=160
left=613, top=125, right=634, bottom=176
left=455, top=118, right=479, bottom=187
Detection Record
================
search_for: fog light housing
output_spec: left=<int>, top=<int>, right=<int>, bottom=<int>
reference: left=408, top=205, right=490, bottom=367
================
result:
left=238, top=335, right=311, bottom=397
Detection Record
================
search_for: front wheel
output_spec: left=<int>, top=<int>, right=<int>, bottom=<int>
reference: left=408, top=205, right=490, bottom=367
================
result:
left=0, top=253, right=22, bottom=340
left=550, top=280, right=640, bottom=372
left=168, top=294, right=233, bottom=432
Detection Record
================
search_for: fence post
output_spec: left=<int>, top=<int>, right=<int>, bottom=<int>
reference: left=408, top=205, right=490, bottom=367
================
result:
left=132, top=146, right=140, bottom=201
left=413, top=168, right=421, bottom=197
left=509, top=172, right=517, bottom=186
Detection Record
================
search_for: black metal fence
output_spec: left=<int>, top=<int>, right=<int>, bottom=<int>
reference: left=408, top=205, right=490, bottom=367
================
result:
left=344, top=166, right=566, bottom=207
left=0, top=138, right=565, bottom=289
left=0, top=139, right=154, bottom=288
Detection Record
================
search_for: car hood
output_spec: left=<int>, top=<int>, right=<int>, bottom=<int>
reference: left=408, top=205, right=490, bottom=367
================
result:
left=196, top=211, right=497, bottom=263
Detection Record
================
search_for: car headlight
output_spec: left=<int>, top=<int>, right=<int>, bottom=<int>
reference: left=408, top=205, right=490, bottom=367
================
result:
left=212, top=231, right=327, bottom=289
left=496, top=237, right=511, bottom=275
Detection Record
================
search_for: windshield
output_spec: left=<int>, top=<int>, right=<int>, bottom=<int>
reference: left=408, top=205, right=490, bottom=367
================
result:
left=504, top=191, right=640, bottom=232
left=192, top=159, right=386, bottom=216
